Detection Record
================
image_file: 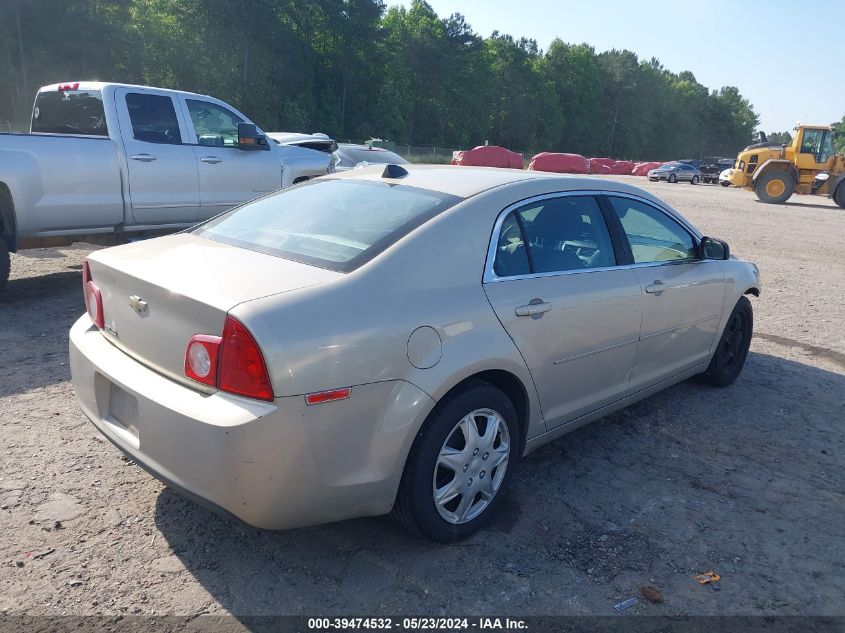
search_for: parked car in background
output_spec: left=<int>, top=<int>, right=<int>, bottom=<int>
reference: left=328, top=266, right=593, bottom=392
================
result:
left=333, top=143, right=408, bottom=171
left=266, top=133, right=335, bottom=183
left=647, top=162, right=702, bottom=184
left=269, top=132, right=335, bottom=154
left=719, top=168, right=733, bottom=187
left=699, top=158, right=735, bottom=184
left=0, top=81, right=296, bottom=293
left=70, top=165, right=759, bottom=542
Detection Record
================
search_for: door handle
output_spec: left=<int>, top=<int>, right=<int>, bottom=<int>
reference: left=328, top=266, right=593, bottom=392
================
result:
left=200, top=156, right=222, bottom=164
left=515, top=300, right=552, bottom=317
left=129, top=153, right=156, bottom=162
left=644, top=280, right=666, bottom=295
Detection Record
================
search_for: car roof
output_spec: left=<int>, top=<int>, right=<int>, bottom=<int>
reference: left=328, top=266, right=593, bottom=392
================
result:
left=325, top=164, right=666, bottom=201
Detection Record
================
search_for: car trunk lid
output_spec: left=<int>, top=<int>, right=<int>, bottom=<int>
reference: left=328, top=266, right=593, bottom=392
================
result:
left=87, top=233, right=340, bottom=389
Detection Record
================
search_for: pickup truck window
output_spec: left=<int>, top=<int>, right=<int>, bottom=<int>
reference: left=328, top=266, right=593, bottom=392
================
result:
left=125, top=93, right=183, bottom=144
left=186, top=99, right=243, bottom=147
left=31, top=89, right=107, bottom=137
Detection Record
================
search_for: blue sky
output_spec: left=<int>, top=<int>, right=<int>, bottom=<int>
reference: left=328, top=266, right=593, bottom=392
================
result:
left=395, top=0, right=844, bottom=132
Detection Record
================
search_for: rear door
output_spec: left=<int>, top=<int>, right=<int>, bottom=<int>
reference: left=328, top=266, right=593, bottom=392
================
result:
left=113, top=88, right=199, bottom=224
left=179, top=97, right=281, bottom=220
left=482, top=194, right=642, bottom=429
left=606, top=196, right=726, bottom=392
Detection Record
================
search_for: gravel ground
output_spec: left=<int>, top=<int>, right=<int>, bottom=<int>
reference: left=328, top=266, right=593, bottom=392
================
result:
left=1, top=177, right=843, bottom=618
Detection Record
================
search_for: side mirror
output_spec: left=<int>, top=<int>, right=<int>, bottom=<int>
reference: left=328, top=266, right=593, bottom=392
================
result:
left=237, top=122, right=270, bottom=151
left=699, top=236, right=730, bottom=260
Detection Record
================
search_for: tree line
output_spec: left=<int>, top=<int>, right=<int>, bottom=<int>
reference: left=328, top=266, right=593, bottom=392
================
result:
left=1, top=0, right=773, bottom=160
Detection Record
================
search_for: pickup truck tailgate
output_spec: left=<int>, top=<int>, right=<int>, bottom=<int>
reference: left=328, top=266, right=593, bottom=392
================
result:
left=86, top=233, right=340, bottom=387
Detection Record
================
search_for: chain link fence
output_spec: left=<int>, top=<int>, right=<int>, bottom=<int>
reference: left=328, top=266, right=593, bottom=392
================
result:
left=0, top=120, right=30, bottom=133
left=390, top=145, right=460, bottom=165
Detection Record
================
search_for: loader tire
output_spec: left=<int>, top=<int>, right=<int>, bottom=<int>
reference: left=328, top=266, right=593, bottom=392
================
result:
left=834, top=183, right=845, bottom=209
left=755, top=171, right=794, bottom=204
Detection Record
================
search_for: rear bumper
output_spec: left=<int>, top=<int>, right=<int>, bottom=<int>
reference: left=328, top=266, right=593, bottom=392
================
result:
left=69, top=315, right=435, bottom=530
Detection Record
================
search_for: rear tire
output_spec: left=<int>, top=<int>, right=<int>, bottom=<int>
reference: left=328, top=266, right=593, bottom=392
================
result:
left=834, top=183, right=845, bottom=209
left=0, top=239, right=9, bottom=294
left=702, top=296, right=753, bottom=387
left=392, top=380, right=519, bottom=543
left=755, top=171, right=795, bottom=204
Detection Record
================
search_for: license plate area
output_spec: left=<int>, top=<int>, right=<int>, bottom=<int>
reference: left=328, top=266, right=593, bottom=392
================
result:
left=94, top=373, right=140, bottom=448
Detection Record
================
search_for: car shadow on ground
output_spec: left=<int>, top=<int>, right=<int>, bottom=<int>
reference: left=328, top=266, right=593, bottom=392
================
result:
left=154, top=350, right=845, bottom=618
left=0, top=269, right=83, bottom=397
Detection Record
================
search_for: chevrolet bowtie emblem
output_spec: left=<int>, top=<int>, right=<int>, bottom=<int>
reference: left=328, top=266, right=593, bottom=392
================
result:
left=129, top=295, right=148, bottom=314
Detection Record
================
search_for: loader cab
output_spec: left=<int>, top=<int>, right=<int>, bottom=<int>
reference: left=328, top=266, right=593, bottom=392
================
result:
left=792, top=126, right=835, bottom=170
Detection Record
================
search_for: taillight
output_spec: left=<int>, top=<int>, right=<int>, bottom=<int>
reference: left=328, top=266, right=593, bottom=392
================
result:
left=82, top=260, right=104, bottom=329
left=184, top=335, right=222, bottom=387
left=184, top=316, right=274, bottom=401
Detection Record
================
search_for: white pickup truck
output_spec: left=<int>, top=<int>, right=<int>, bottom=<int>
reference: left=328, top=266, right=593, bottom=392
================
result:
left=0, top=81, right=304, bottom=292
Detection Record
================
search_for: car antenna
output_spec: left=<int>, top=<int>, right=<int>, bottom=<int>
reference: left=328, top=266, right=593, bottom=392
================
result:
left=382, top=164, right=408, bottom=179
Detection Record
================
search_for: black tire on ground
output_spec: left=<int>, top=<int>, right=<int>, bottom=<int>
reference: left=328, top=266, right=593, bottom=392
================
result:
left=834, top=183, right=845, bottom=209
left=701, top=296, right=753, bottom=387
left=755, top=170, right=795, bottom=204
left=720, top=181, right=730, bottom=187
left=0, top=238, right=9, bottom=294
left=392, top=380, right=519, bottom=543
left=668, top=173, right=677, bottom=183
left=691, top=175, right=699, bottom=185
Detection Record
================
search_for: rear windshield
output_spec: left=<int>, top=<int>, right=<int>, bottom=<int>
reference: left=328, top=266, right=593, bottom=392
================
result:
left=31, top=89, right=108, bottom=136
left=194, top=179, right=461, bottom=272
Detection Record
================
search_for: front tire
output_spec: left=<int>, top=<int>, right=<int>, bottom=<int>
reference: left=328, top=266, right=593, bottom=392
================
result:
left=691, top=175, right=700, bottom=185
left=755, top=171, right=795, bottom=204
left=702, top=296, right=753, bottom=386
left=668, top=173, right=677, bottom=183
left=393, top=381, right=519, bottom=543
left=720, top=181, right=730, bottom=187
left=0, top=239, right=9, bottom=294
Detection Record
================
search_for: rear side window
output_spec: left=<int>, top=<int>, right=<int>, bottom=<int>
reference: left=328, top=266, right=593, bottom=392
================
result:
left=31, top=89, right=107, bottom=136
left=125, top=93, right=183, bottom=144
left=194, top=180, right=461, bottom=272
left=493, top=196, right=616, bottom=277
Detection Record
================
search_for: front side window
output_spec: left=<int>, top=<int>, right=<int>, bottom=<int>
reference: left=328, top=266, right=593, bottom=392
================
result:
left=194, top=180, right=460, bottom=272
left=125, top=93, right=182, bottom=144
left=799, top=129, right=824, bottom=156
left=186, top=99, right=243, bottom=147
left=608, top=197, right=696, bottom=263
left=493, top=196, right=616, bottom=277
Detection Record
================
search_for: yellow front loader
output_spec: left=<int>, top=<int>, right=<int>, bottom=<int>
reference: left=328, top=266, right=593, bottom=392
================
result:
left=725, top=125, right=845, bottom=208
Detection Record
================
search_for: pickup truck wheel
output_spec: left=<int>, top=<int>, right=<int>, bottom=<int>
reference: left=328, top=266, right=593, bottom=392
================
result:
left=755, top=171, right=794, bottom=204
left=0, top=239, right=9, bottom=294
left=834, top=183, right=845, bottom=209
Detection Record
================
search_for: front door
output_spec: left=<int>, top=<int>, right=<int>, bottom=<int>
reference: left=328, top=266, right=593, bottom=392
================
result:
left=114, top=88, right=199, bottom=224
left=180, top=97, right=281, bottom=220
left=606, top=196, right=726, bottom=392
left=483, top=194, right=642, bottom=429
